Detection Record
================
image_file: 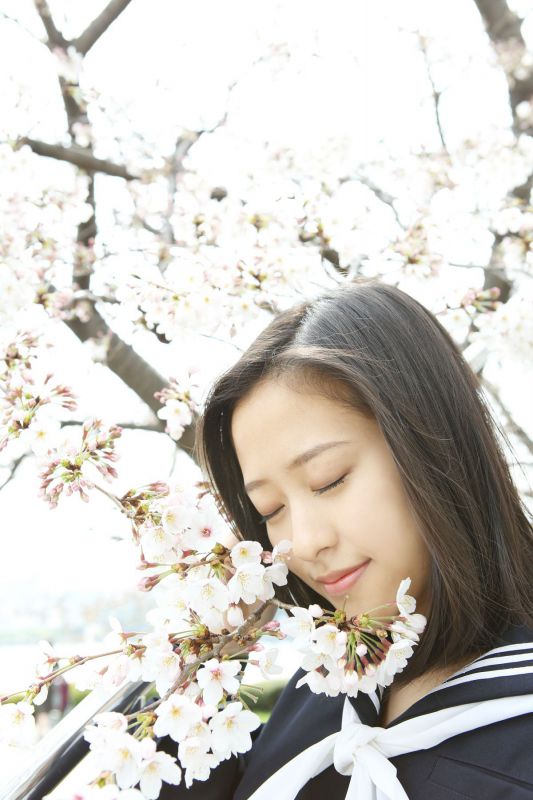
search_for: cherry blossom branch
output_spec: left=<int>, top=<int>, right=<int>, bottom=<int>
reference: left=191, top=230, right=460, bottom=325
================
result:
left=473, top=0, right=524, bottom=42
left=16, top=137, right=138, bottom=180
left=72, top=0, right=134, bottom=55
left=130, top=599, right=280, bottom=716
left=0, top=649, right=123, bottom=704
left=418, top=33, right=448, bottom=153
left=33, top=0, right=68, bottom=48
left=0, top=453, right=29, bottom=491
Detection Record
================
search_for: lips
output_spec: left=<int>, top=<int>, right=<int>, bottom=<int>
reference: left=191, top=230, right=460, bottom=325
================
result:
left=315, top=560, right=370, bottom=597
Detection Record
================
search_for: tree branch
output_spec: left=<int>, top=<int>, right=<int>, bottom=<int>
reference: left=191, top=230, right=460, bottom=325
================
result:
left=472, top=0, right=524, bottom=43
left=33, top=0, right=68, bottom=48
left=473, top=0, right=533, bottom=137
left=418, top=33, right=447, bottom=152
left=16, top=137, right=138, bottom=180
left=351, top=174, right=403, bottom=227
left=62, top=310, right=198, bottom=458
left=510, top=73, right=533, bottom=108
left=0, top=453, right=28, bottom=491
left=0, top=10, right=41, bottom=43
left=61, top=420, right=164, bottom=432
left=73, top=0, right=134, bottom=55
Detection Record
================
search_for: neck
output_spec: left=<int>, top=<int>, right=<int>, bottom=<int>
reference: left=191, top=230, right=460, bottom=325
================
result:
left=379, top=654, right=482, bottom=727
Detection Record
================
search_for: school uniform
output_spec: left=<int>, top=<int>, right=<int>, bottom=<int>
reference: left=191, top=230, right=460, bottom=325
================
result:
left=160, top=622, right=533, bottom=799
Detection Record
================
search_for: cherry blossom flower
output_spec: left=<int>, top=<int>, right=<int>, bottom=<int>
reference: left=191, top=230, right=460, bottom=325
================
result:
left=138, top=737, right=182, bottom=798
left=395, top=577, right=417, bottom=616
left=210, top=702, right=261, bottom=760
left=196, top=658, right=241, bottom=706
left=186, top=576, right=230, bottom=616
left=279, top=606, right=316, bottom=647
left=177, top=736, right=221, bottom=787
left=0, top=701, right=37, bottom=747
left=93, top=711, right=128, bottom=734
left=84, top=726, right=143, bottom=789
left=153, top=693, right=203, bottom=742
left=227, top=562, right=266, bottom=604
left=230, top=540, right=263, bottom=567
left=263, top=561, right=289, bottom=592
left=156, top=398, right=193, bottom=441
left=249, top=647, right=283, bottom=679
left=377, top=640, right=415, bottom=685
left=140, top=521, right=179, bottom=563
left=296, top=668, right=342, bottom=697
left=35, top=639, right=59, bottom=676
left=106, top=734, right=144, bottom=790
left=160, top=500, right=194, bottom=536
left=142, top=646, right=181, bottom=696
left=27, top=415, right=61, bottom=456
left=271, top=538, right=293, bottom=562
left=180, top=501, right=228, bottom=551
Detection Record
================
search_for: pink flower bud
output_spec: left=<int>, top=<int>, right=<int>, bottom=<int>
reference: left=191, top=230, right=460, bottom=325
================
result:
left=137, top=575, right=159, bottom=592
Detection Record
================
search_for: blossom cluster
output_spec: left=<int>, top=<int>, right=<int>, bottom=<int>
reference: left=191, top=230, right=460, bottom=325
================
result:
left=38, top=418, right=122, bottom=507
left=0, top=330, right=77, bottom=454
left=469, top=283, right=533, bottom=365
left=0, top=142, right=92, bottom=324
left=282, top=578, right=426, bottom=698
left=153, top=372, right=202, bottom=442
left=111, top=240, right=326, bottom=344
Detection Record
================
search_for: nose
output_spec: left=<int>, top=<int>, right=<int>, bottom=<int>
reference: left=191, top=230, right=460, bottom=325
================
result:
left=289, top=501, right=338, bottom=563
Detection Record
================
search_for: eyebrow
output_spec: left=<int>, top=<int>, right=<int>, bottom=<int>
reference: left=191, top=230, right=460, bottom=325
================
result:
left=244, top=440, right=351, bottom=493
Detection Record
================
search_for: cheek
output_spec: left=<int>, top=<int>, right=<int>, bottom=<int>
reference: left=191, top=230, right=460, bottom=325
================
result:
left=283, top=555, right=310, bottom=588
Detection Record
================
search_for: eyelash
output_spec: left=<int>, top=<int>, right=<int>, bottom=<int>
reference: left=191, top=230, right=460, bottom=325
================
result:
left=258, top=475, right=347, bottom=525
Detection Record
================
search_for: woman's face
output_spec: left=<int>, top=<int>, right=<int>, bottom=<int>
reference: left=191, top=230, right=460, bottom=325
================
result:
left=231, top=377, right=432, bottom=619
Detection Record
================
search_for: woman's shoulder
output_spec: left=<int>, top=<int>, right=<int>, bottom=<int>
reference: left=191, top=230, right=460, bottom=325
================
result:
left=393, top=621, right=533, bottom=797
left=396, top=709, right=533, bottom=799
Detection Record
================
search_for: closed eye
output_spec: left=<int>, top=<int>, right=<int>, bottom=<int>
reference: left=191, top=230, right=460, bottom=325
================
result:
left=257, top=475, right=347, bottom=525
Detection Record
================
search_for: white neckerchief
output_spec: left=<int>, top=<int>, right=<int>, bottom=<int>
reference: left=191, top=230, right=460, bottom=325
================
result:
left=247, top=691, right=533, bottom=800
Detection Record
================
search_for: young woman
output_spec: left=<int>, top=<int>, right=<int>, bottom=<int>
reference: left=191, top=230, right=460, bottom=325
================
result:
left=162, top=278, right=533, bottom=799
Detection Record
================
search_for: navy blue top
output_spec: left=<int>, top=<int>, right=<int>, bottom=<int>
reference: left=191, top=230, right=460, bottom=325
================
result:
left=160, top=623, right=533, bottom=799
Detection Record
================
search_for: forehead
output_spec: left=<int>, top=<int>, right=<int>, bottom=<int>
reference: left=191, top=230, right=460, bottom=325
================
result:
left=230, top=378, right=374, bottom=473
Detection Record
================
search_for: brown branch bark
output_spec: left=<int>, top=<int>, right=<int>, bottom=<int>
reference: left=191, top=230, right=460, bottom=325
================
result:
left=17, top=137, right=138, bottom=180
left=473, top=0, right=532, bottom=134
left=73, top=0, right=134, bottom=55
left=472, top=0, right=524, bottom=42
left=63, top=311, right=198, bottom=457
left=33, top=0, right=68, bottom=48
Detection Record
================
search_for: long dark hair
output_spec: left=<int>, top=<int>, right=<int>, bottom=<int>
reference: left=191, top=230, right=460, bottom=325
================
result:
left=195, top=277, right=533, bottom=685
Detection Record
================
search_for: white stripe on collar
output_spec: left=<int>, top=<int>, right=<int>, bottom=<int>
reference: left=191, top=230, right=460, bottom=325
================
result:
left=447, top=651, right=533, bottom=677
left=440, top=641, right=533, bottom=683
left=428, top=665, right=533, bottom=694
